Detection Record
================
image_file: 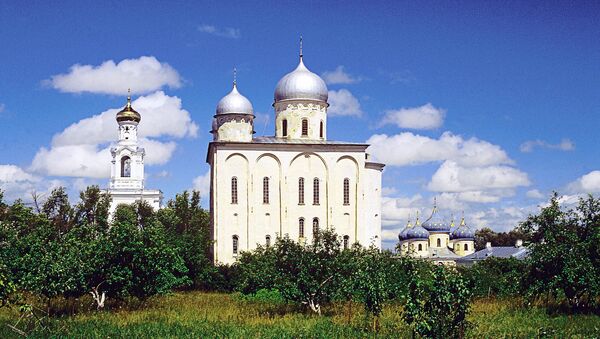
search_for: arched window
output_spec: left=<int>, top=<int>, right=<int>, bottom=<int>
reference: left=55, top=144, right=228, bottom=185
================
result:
left=437, top=238, right=441, bottom=247
left=319, top=120, right=324, bottom=138
left=343, top=178, right=350, bottom=205
left=298, top=177, right=305, bottom=205
left=263, top=177, right=269, bottom=204
left=266, top=235, right=271, bottom=247
left=299, top=218, right=305, bottom=238
left=313, top=178, right=320, bottom=205
left=121, top=156, right=131, bottom=177
left=231, top=177, right=238, bottom=204
left=343, top=235, right=349, bottom=249
left=312, top=218, right=319, bottom=237
left=282, top=119, right=288, bottom=137
left=232, top=235, right=239, bottom=255
left=464, top=243, right=469, bottom=251
left=418, top=243, right=423, bottom=251
left=301, top=119, right=308, bottom=136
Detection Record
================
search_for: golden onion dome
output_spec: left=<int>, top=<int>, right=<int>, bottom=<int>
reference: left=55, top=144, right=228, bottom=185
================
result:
left=116, top=92, right=141, bottom=123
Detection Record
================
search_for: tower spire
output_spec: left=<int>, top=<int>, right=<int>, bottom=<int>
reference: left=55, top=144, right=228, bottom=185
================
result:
left=299, top=35, right=303, bottom=59
left=126, top=88, right=132, bottom=108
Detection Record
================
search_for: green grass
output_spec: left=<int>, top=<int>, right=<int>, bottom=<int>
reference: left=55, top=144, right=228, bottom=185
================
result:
left=1, top=292, right=599, bottom=338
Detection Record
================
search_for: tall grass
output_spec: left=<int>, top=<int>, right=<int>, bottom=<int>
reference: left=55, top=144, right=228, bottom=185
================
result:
left=1, top=292, right=599, bottom=338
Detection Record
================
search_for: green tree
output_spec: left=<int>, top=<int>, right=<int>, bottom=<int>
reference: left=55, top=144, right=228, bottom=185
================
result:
left=403, top=265, right=472, bottom=338
left=42, top=187, right=73, bottom=235
left=520, top=194, right=600, bottom=310
left=74, top=185, right=111, bottom=231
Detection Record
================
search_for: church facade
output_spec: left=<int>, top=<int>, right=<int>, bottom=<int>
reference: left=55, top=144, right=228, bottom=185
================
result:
left=207, top=53, right=384, bottom=264
left=108, top=94, right=162, bottom=215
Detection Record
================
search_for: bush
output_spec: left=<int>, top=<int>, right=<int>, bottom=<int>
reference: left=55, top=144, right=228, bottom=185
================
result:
left=460, top=257, right=526, bottom=298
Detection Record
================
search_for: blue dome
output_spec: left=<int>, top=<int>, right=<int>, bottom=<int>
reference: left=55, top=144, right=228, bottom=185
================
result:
left=406, top=225, right=430, bottom=239
left=450, top=219, right=475, bottom=240
left=398, top=225, right=410, bottom=241
left=421, top=202, right=450, bottom=233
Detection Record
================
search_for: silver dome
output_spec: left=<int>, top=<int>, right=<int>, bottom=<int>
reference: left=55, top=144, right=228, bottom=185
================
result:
left=274, top=57, right=328, bottom=103
left=216, top=83, right=253, bottom=115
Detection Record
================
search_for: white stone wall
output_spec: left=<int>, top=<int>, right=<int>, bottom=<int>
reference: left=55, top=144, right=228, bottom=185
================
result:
left=214, top=114, right=254, bottom=142
left=451, top=239, right=475, bottom=257
left=429, top=232, right=450, bottom=249
left=274, top=101, right=327, bottom=140
left=210, top=145, right=382, bottom=264
left=108, top=189, right=162, bottom=216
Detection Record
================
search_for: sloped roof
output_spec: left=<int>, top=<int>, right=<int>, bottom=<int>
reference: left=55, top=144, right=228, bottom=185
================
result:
left=457, top=246, right=529, bottom=262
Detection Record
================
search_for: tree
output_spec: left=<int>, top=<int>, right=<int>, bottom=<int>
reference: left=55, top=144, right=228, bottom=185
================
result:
left=42, top=187, right=73, bottom=235
left=459, top=257, right=526, bottom=298
left=74, top=185, right=111, bottom=231
left=403, top=264, right=472, bottom=338
left=520, top=194, right=600, bottom=310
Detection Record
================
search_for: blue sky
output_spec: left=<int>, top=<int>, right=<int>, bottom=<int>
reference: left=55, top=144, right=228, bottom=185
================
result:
left=1, top=1, right=599, bottom=247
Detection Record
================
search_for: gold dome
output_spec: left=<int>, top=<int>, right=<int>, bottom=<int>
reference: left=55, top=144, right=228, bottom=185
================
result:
left=116, top=92, right=141, bottom=123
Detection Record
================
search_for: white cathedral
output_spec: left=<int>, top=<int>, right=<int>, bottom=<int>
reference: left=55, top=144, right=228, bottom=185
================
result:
left=207, top=51, right=385, bottom=264
left=108, top=93, right=162, bottom=215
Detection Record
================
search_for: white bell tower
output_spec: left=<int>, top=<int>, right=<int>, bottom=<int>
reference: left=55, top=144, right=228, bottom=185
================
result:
left=108, top=91, right=162, bottom=215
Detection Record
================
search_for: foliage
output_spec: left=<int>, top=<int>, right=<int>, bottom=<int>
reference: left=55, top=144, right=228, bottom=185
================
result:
left=519, top=193, right=600, bottom=310
left=0, top=263, right=16, bottom=308
left=403, top=265, right=472, bottom=338
left=459, top=257, right=526, bottom=298
left=474, top=227, right=530, bottom=251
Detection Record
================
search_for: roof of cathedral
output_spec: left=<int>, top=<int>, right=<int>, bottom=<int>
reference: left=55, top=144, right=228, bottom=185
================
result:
left=457, top=245, right=529, bottom=263
left=450, top=216, right=475, bottom=240
left=250, top=136, right=366, bottom=145
left=427, top=246, right=462, bottom=260
left=116, top=92, right=141, bottom=123
left=274, top=55, right=328, bottom=103
left=216, top=81, right=254, bottom=115
left=422, top=200, right=451, bottom=233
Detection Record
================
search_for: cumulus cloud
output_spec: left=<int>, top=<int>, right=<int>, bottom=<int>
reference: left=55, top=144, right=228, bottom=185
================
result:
left=567, top=170, right=600, bottom=193
left=321, top=66, right=362, bottom=85
left=526, top=189, right=544, bottom=199
left=198, top=24, right=240, bottom=39
left=520, top=138, right=575, bottom=153
left=30, top=92, right=196, bottom=178
left=427, top=161, right=530, bottom=193
left=0, top=165, right=39, bottom=183
left=46, top=56, right=182, bottom=95
left=192, top=170, right=211, bottom=201
left=380, top=103, right=445, bottom=130
left=366, top=132, right=512, bottom=167
left=0, top=164, right=63, bottom=202
left=327, top=89, right=363, bottom=117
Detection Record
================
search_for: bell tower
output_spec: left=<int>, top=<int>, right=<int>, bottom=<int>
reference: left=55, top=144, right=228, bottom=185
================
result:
left=110, top=91, right=145, bottom=190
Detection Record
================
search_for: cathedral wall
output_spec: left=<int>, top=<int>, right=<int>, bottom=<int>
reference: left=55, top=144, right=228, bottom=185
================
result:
left=451, top=239, right=475, bottom=257
left=211, top=145, right=381, bottom=265
left=274, top=102, right=327, bottom=140
left=429, top=233, right=450, bottom=249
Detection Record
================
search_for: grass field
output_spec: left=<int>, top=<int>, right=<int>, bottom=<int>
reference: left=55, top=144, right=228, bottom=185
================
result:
left=1, top=291, right=599, bottom=338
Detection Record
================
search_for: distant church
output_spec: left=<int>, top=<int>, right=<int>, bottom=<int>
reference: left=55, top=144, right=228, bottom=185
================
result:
left=108, top=93, right=162, bottom=215
left=398, top=199, right=475, bottom=265
left=207, top=49, right=385, bottom=264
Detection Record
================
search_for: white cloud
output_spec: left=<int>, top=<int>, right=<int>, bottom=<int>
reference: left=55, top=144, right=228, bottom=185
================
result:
left=30, top=144, right=112, bottom=178
left=192, top=170, right=211, bottom=201
left=53, top=91, right=197, bottom=147
left=380, top=103, right=445, bottom=130
left=520, top=138, right=575, bottom=153
left=46, top=56, right=182, bottom=95
left=526, top=189, right=544, bottom=199
left=327, top=89, right=363, bottom=117
left=321, top=66, right=361, bottom=85
left=366, top=132, right=512, bottom=167
left=198, top=24, right=240, bottom=39
left=567, top=170, right=600, bottom=193
left=0, top=165, right=39, bottom=183
left=427, top=161, right=530, bottom=193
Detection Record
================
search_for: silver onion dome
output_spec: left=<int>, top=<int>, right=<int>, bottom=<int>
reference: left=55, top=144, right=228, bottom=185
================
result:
left=216, top=83, right=253, bottom=115
left=274, top=56, right=328, bottom=103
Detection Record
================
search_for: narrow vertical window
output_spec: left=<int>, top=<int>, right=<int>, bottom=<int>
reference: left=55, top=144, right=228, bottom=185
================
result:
left=464, top=243, right=468, bottom=251
left=231, top=177, right=238, bottom=204
left=343, top=235, right=349, bottom=249
left=437, top=238, right=441, bottom=247
left=266, top=235, right=271, bottom=247
left=301, top=119, right=308, bottom=136
left=343, top=178, right=350, bottom=205
left=263, top=177, right=269, bottom=204
left=232, top=235, right=239, bottom=255
left=418, top=244, right=423, bottom=251
left=282, top=119, right=288, bottom=137
left=319, top=121, right=324, bottom=138
left=298, top=177, right=305, bottom=205
left=312, top=218, right=319, bottom=237
left=313, top=178, right=320, bottom=205
left=121, top=156, right=131, bottom=177
left=299, top=218, right=305, bottom=238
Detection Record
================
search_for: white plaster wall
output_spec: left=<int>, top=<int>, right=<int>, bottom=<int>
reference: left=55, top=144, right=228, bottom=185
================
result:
left=108, top=189, right=161, bottom=216
left=216, top=119, right=253, bottom=142
left=429, top=233, right=450, bottom=249
left=274, top=102, right=327, bottom=140
left=451, top=239, right=475, bottom=256
left=211, top=145, right=382, bottom=264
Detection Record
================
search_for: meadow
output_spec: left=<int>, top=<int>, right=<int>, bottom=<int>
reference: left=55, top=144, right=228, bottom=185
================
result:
left=1, top=291, right=599, bottom=338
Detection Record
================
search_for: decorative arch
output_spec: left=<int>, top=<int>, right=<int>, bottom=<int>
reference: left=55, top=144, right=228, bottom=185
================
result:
left=120, top=156, right=131, bottom=177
